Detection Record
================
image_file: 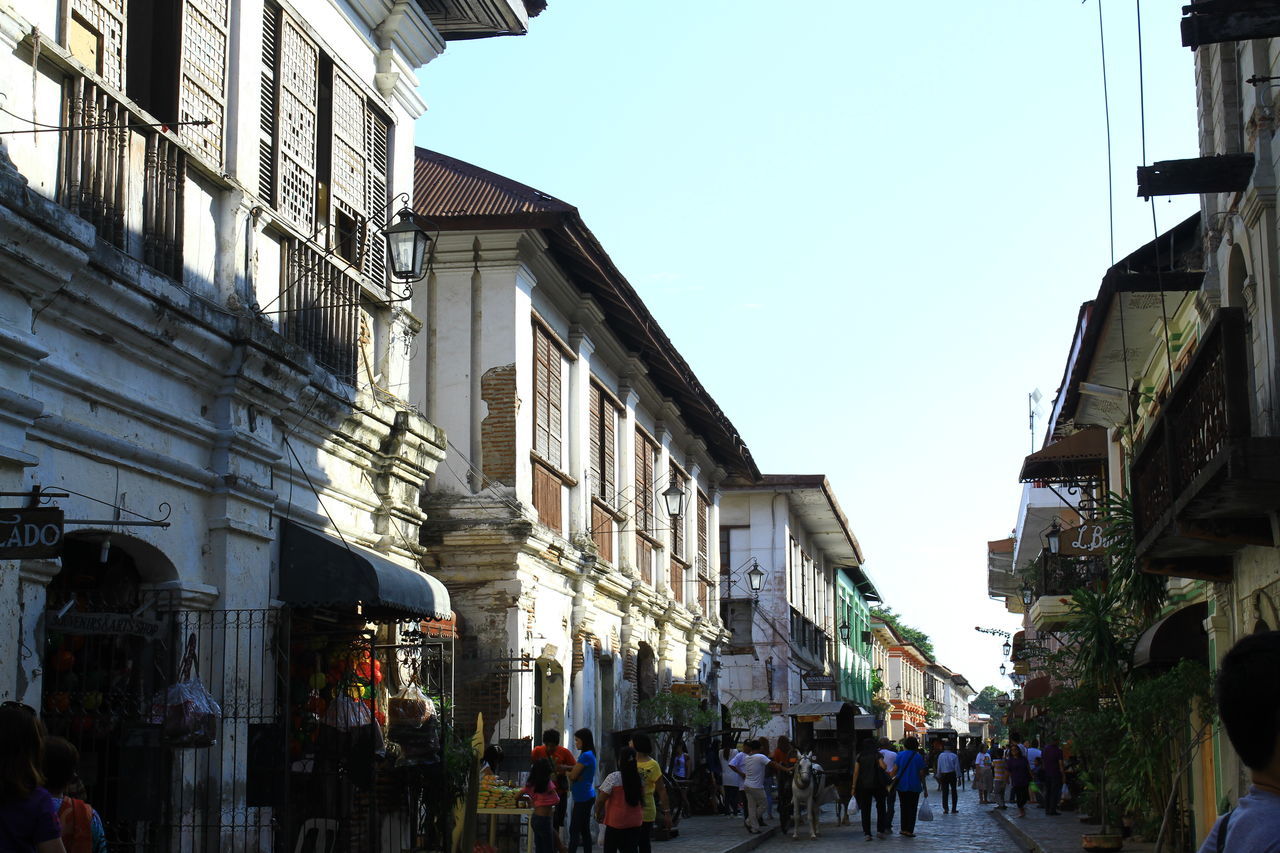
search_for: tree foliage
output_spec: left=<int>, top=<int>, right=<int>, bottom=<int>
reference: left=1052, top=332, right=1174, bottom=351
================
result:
left=727, top=699, right=773, bottom=737
left=969, top=685, right=1009, bottom=740
left=637, top=692, right=718, bottom=729
left=870, top=606, right=935, bottom=661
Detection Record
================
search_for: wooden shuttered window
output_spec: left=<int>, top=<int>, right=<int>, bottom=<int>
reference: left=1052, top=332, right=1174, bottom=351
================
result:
left=259, top=1, right=281, bottom=205
left=262, top=9, right=390, bottom=276
left=670, top=468, right=688, bottom=561
left=588, top=384, right=618, bottom=505
left=634, top=431, right=656, bottom=537
left=533, top=324, right=564, bottom=470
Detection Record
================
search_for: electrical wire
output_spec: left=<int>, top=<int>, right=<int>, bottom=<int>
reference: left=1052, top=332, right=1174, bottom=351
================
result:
left=1098, top=0, right=1117, bottom=265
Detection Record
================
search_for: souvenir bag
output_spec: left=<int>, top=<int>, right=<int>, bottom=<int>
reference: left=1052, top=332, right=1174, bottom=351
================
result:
left=157, top=634, right=221, bottom=747
left=388, top=682, right=430, bottom=726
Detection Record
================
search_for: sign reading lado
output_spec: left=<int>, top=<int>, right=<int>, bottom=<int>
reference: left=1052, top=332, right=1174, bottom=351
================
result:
left=0, top=507, right=64, bottom=558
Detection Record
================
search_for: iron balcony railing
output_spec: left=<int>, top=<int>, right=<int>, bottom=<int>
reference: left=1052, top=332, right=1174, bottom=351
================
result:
left=1130, top=308, right=1251, bottom=545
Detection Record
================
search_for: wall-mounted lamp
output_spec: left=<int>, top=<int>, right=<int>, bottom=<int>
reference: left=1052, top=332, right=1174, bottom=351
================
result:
left=384, top=208, right=431, bottom=282
left=1044, top=518, right=1062, bottom=556
left=1021, top=585, right=1035, bottom=607
left=662, top=480, right=688, bottom=518
left=999, top=663, right=1007, bottom=678
left=747, top=561, right=765, bottom=596
left=838, top=621, right=851, bottom=643
left=1002, top=639, right=1012, bottom=657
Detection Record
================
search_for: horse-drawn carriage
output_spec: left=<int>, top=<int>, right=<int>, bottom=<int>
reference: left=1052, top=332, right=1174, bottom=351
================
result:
left=786, top=701, right=878, bottom=837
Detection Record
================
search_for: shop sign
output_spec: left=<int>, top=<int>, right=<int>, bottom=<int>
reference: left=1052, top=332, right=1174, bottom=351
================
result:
left=801, top=670, right=837, bottom=690
left=0, top=507, right=64, bottom=558
left=670, top=683, right=703, bottom=699
left=1061, top=523, right=1106, bottom=555
left=47, top=610, right=163, bottom=638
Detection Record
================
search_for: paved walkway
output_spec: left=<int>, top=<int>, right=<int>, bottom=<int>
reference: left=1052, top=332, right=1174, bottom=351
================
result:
left=661, top=814, right=778, bottom=853
left=748, top=783, right=1022, bottom=852
left=987, top=797, right=1158, bottom=853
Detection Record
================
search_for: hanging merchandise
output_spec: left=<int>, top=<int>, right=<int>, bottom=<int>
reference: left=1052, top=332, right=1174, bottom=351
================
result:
left=388, top=683, right=429, bottom=726
left=322, top=694, right=372, bottom=732
left=154, top=633, right=221, bottom=747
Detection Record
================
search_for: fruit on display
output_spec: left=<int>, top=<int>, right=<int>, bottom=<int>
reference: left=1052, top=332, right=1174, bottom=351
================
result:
left=477, top=776, right=525, bottom=809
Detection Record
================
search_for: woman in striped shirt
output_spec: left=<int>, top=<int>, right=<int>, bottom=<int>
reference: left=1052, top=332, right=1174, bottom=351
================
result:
left=989, top=746, right=1008, bottom=810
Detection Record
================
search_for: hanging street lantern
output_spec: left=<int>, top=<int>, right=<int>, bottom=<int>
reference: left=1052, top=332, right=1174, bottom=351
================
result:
left=384, top=209, right=431, bottom=281
left=662, top=480, right=688, bottom=519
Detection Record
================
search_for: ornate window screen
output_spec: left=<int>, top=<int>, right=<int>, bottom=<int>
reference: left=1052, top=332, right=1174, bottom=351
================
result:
left=177, top=0, right=228, bottom=166
left=275, top=15, right=319, bottom=233
left=533, top=325, right=564, bottom=469
left=696, top=490, right=710, bottom=578
left=68, top=0, right=125, bottom=88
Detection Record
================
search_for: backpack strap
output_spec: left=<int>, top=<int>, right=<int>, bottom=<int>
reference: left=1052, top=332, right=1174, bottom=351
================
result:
left=1216, top=810, right=1232, bottom=853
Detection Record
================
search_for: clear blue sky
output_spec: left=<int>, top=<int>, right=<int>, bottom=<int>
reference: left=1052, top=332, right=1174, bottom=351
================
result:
left=414, top=1, right=1200, bottom=693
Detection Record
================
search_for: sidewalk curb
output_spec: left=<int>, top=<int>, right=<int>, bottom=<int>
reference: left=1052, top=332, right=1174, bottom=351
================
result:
left=722, top=825, right=779, bottom=853
left=988, top=807, right=1046, bottom=853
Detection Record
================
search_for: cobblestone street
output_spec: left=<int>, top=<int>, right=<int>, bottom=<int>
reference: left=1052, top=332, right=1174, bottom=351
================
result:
left=747, top=783, right=1023, bottom=853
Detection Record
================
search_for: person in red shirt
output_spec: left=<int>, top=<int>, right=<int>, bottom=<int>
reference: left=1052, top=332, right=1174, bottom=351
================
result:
left=532, top=730, right=575, bottom=853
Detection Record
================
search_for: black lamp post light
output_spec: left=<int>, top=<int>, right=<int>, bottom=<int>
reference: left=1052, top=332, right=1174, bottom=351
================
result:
left=1044, top=518, right=1062, bottom=556
left=661, top=480, right=688, bottom=519
left=838, top=621, right=851, bottom=643
left=384, top=208, right=432, bottom=282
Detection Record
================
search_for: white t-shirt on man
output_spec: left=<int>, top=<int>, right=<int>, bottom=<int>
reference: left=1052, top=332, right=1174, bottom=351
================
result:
left=729, top=752, right=772, bottom=789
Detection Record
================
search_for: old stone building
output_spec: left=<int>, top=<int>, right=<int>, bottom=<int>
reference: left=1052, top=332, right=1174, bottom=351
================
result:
left=410, top=149, right=759, bottom=749
left=0, top=0, right=537, bottom=848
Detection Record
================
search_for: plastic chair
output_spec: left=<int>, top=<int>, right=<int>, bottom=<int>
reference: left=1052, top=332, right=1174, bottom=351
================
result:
left=293, top=819, right=339, bottom=853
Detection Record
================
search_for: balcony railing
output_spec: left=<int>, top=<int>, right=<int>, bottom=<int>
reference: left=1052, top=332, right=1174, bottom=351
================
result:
left=58, top=77, right=185, bottom=280
left=283, top=242, right=360, bottom=383
left=1129, top=308, right=1280, bottom=575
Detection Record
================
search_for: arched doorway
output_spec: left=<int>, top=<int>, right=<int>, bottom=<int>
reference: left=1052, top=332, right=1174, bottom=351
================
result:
left=42, top=532, right=179, bottom=849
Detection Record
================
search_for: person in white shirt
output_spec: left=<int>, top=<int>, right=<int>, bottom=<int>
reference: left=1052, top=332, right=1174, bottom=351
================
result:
left=721, top=744, right=744, bottom=817
left=1024, top=740, right=1043, bottom=806
left=935, top=742, right=962, bottom=813
left=727, top=739, right=779, bottom=834
left=972, top=744, right=992, bottom=804
left=878, top=737, right=898, bottom=830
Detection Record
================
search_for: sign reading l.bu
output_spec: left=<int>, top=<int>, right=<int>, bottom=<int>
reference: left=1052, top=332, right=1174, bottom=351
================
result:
left=0, top=507, right=65, bottom=558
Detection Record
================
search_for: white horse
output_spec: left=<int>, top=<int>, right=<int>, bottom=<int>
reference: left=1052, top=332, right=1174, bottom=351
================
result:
left=791, top=753, right=823, bottom=839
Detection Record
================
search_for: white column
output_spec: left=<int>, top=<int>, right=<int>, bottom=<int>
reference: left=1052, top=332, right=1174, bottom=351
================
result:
left=567, top=329, right=595, bottom=539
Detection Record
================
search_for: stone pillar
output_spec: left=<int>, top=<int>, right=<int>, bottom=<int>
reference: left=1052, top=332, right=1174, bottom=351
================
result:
left=15, top=559, right=60, bottom=707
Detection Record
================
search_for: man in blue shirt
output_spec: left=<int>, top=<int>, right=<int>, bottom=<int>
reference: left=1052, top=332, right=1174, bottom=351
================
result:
left=893, top=737, right=929, bottom=837
left=1197, top=631, right=1280, bottom=853
left=935, top=741, right=961, bottom=814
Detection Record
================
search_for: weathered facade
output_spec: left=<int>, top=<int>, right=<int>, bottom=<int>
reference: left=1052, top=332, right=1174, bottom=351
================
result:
left=409, top=149, right=759, bottom=749
left=717, top=475, right=872, bottom=741
left=0, top=0, right=535, bottom=848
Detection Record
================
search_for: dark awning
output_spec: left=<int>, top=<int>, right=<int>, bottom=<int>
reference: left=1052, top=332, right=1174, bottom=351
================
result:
left=1019, top=427, right=1108, bottom=484
left=1133, top=601, right=1209, bottom=668
left=787, top=701, right=855, bottom=717
left=278, top=521, right=451, bottom=620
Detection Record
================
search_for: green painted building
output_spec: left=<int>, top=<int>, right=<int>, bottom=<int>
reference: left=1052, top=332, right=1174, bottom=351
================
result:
left=836, top=565, right=880, bottom=709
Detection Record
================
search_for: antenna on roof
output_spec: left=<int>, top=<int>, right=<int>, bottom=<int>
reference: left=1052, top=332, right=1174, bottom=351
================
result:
left=1028, top=388, right=1043, bottom=452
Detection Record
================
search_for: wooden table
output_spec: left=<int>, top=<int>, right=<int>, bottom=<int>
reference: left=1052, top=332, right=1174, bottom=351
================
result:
left=476, top=807, right=534, bottom=853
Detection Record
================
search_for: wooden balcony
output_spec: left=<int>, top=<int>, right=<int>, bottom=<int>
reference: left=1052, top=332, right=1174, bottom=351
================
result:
left=1130, top=308, right=1280, bottom=579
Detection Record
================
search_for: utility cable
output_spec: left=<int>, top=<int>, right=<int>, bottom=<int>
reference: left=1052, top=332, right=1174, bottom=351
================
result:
left=1098, top=0, right=1117, bottom=264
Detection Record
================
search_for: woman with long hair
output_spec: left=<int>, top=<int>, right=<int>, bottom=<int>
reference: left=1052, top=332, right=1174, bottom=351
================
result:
left=850, top=739, right=889, bottom=841
left=566, top=729, right=597, bottom=853
left=1005, top=744, right=1032, bottom=818
left=522, top=758, right=561, bottom=853
left=594, top=747, right=644, bottom=853
left=0, top=702, right=66, bottom=853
